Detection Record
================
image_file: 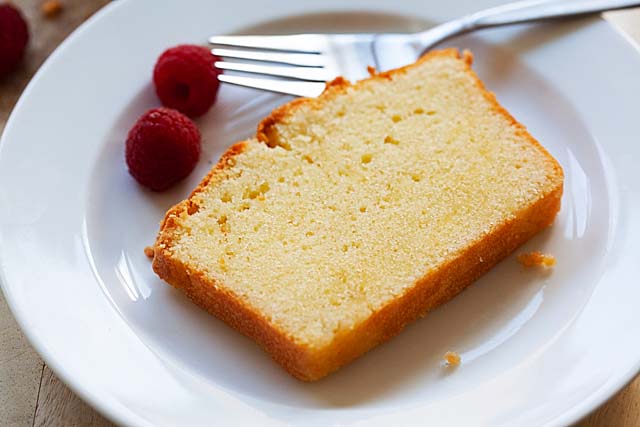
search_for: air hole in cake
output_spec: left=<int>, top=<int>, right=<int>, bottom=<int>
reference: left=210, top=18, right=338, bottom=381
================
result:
left=414, top=107, right=425, bottom=114
left=411, top=173, right=422, bottom=182
left=391, top=114, right=402, bottom=123
left=302, top=154, right=314, bottom=164
left=243, top=188, right=260, bottom=199
left=361, top=153, right=372, bottom=164
left=359, top=206, right=367, bottom=213
left=427, top=110, right=437, bottom=116
left=384, top=135, right=400, bottom=145
left=220, top=192, right=232, bottom=203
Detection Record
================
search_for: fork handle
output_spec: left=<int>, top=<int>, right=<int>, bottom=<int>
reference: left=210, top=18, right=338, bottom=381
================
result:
left=463, top=0, right=640, bottom=30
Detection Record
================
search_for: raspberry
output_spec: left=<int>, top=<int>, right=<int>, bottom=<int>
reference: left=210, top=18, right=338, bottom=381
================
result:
left=126, top=108, right=201, bottom=191
left=153, top=45, right=221, bottom=118
left=0, top=3, right=29, bottom=78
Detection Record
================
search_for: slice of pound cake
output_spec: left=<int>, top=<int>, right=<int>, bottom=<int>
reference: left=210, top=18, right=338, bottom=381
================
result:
left=152, top=49, right=563, bottom=381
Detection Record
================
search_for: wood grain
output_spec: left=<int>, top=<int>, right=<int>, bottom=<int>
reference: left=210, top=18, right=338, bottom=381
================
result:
left=580, top=376, right=640, bottom=427
left=0, top=292, right=43, bottom=426
left=0, top=3, right=639, bottom=426
left=33, top=366, right=114, bottom=427
left=0, top=0, right=109, bottom=126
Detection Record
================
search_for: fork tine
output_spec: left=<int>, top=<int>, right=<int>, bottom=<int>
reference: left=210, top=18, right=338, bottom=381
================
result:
left=219, top=74, right=326, bottom=98
left=209, top=35, right=327, bottom=53
left=215, top=61, right=334, bottom=82
left=212, top=48, right=326, bottom=67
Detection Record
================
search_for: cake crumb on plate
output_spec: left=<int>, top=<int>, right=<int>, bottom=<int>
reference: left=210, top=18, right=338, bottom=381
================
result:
left=518, top=251, right=556, bottom=268
left=41, top=0, right=63, bottom=18
left=443, top=351, right=461, bottom=367
left=144, top=246, right=154, bottom=259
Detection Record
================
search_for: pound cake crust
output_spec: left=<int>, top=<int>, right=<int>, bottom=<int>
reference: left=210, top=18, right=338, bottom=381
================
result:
left=152, top=49, right=563, bottom=381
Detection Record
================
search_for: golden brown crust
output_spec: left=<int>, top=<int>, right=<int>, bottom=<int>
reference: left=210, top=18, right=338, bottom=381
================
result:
left=153, top=48, right=564, bottom=381
left=257, top=47, right=562, bottom=185
left=461, top=54, right=564, bottom=185
left=153, top=182, right=561, bottom=381
left=257, top=49, right=469, bottom=144
left=152, top=243, right=315, bottom=378
left=304, top=181, right=561, bottom=379
left=153, top=139, right=325, bottom=379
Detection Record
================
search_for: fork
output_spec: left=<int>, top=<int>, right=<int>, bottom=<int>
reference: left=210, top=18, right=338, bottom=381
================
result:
left=210, top=0, right=640, bottom=97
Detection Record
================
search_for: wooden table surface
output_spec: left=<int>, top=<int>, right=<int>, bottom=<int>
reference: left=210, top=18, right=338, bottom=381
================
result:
left=0, top=1, right=639, bottom=426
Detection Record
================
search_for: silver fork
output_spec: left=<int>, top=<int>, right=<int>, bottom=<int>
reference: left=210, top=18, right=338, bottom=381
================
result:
left=210, top=0, right=640, bottom=97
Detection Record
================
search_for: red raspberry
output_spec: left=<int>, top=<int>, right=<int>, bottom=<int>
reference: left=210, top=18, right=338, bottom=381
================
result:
left=153, top=45, right=221, bottom=118
left=126, top=108, right=201, bottom=191
left=0, top=3, right=29, bottom=78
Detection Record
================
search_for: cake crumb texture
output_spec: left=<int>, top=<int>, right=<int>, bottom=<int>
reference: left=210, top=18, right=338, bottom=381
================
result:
left=152, top=49, right=564, bottom=381
left=518, top=251, right=556, bottom=268
left=443, top=351, right=461, bottom=366
left=144, top=246, right=155, bottom=259
left=41, top=0, right=63, bottom=18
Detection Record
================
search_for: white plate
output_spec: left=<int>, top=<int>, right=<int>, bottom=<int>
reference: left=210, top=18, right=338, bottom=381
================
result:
left=1, top=0, right=640, bottom=426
